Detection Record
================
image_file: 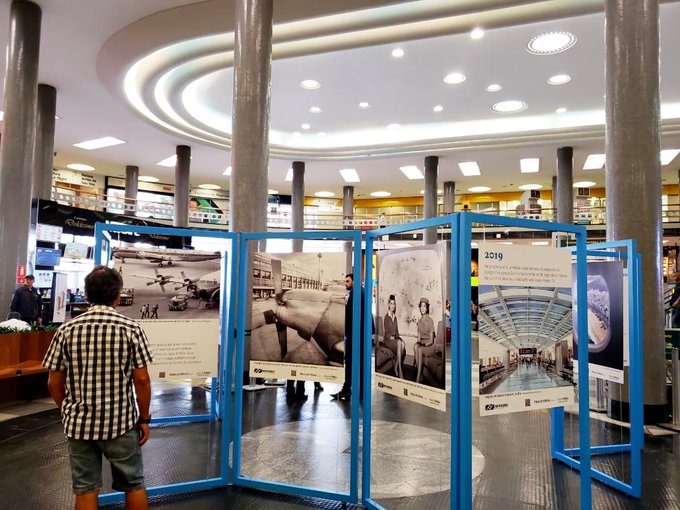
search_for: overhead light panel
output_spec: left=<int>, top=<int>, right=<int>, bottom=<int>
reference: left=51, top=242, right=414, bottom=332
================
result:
left=583, top=154, right=605, bottom=170
left=138, top=176, right=159, bottom=183
left=573, top=181, right=596, bottom=187
left=67, top=163, right=95, bottom=171
left=339, top=168, right=360, bottom=183
left=285, top=168, right=294, bottom=181
left=419, top=189, right=443, bottom=195
left=315, top=191, right=335, bottom=198
left=0, top=111, right=5, bottom=121
left=222, top=166, right=232, bottom=176
left=531, top=241, right=550, bottom=246
left=73, top=136, right=126, bottom=150
left=399, top=165, right=424, bottom=180
left=268, top=189, right=279, bottom=195
left=468, top=186, right=491, bottom=192
left=520, top=158, right=540, bottom=173
left=370, top=191, right=391, bottom=197
left=198, top=184, right=221, bottom=190
left=443, top=72, right=467, bottom=84
left=661, top=149, right=680, bottom=165
left=300, top=79, right=320, bottom=90
left=458, top=161, right=481, bottom=176
left=156, top=155, right=177, bottom=167
left=518, top=184, right=543, bottom=190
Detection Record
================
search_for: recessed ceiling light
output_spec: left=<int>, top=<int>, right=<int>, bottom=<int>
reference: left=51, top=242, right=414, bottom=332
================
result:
left=315, top=191, right=335, bottom=198
left=67, top=163, right=95, bottom=171
left=301, top=123, right=310, bottom=130
left=391, top=48, right=405, bottom=58
left=470, top=27, right=485, bottom=40
left=399, top=165, right=424, bottom=180
left=309, top=106, right=322, bottom=113
left=300, top=79, right=320, bottom=90
left=285, top=168, right=294, bottom=181
left=339, top=168, right=360, bottom=183
left=317, top=132, right=326, bottom=137
left=531, top=241, right=550, bottom=246
left=458, top=161, right=481, bottom=176
left=485, top=84, right=502, bottom=92
left=661, top=149, right=680, bottom=165
left=293, top=131, right=302, bottom=137
left=520, top=158, right=540, bottom=173
left=156, top=155, right=177, bottom=167
left=73, top=136, right=126, bottom=150
left=223, top=166, right=232, bottom=176
left=358, top=102, right=371, bottom=109
left=527, top=31, right=577, bottom=55
left=198, top=184, right=221, bottom=190
left=419, top=189, right=444, bottom=195
left=492, top=100, right=528, bottom=114
left=443, top=72, right=467, bottom=84
left=573, top=181, right=596, bottom=187
left=556, top=107, right=567, bottom=114
left=386, top=123, right=401, bottom=130
left=433, top=105, right=444, bottom=112
left=138, top=175, right=159, bottom=183
left=583, top=154, right=605, bottom=170
left=547, top=74, right=571, bottom=85
left=518, top=184, right=543, bottom=190
left=468, top=186, right=491, bottom=192
left=268, top=189, right=279, bottom=195
left=370, top=191, right=392, bottom=197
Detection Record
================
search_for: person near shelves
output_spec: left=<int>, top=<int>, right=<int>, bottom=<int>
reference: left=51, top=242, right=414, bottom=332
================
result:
left=10, top=274, right=42, bottom=324
left=670, top=273, right=680, bottom=328
left=42, top=266, right=153, bottom=510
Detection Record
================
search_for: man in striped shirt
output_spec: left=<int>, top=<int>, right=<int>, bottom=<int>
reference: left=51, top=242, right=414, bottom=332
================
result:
left=43, top=266, right=153, bottom=509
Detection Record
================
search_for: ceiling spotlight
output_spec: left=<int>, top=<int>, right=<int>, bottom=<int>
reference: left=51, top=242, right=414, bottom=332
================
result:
left=573, top=181, right=596, bottom=187
left=300, top=79, right=320, bottom=89
left=547, top=74, right=571, bottom=85
left=433, top=105, right=444, bottom=112
left=520, top=158, right=540, bottom=173
left=198, top=184, right=221, bottom=190
left=527, top=31, right=577, bottom=55
left=443, top=72, right=467, bottom=84
left=485, top=83, right=502, bottom=92
left=386, top=123, right=401, bottom=130
left=492, top=100, right=528, bottom=114
left=358, top=102, right=371, bottom=109
left=138, top=176, right=159, bottom=183
left=315, top=191, right=335, bottom=198
left=391, top=48, right=405, bottom=58
left=309, top=106, right=322, bottom=113
left=468, top=186, right=491, bottom=192
left=67, top=163, right=95, bottom=171
left=583, top=154, right=605, bottom=170
left=370, top=191, right=392, bottom=197
left=556, top=107, right=567, bottom=114
left=458, top=161, right=481, bottom=176
left=470, top=27, right=485, bottom=40
left=285, top=168, right=294, bottom=181
left=222, top=166, right=232, bottom=176
left=301, top=123, right=311, bottom=130
left=518, top=184, right=543, bottom=190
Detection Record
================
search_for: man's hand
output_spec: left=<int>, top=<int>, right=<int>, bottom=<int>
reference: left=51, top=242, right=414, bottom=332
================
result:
left=137, top=423, right=150, bottom=446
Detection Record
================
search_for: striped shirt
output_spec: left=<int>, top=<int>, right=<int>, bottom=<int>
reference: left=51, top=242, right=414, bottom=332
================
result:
left=42, top=305, right=153, bottom=440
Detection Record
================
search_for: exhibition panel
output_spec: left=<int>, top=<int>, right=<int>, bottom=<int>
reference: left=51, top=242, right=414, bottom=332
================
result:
left=93, top=223, right=238, bottom=505
left=233, top=230, right=363, bottom=505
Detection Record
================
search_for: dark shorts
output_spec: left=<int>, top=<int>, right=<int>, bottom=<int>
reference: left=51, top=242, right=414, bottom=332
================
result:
left=67, top=428, right=144, bottom=495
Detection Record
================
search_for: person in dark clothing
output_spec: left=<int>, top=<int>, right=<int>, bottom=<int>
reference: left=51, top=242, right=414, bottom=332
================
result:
left=332, top=274, right=365, bottom=401
left=10, top=274, right=43, bottom=324
left=670, top=276, right=680, bottom=328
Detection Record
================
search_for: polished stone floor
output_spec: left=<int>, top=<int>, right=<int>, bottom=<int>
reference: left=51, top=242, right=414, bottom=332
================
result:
left=0, top=375, right=679, bottom=509
left=494, top=363, right=573, bottom=393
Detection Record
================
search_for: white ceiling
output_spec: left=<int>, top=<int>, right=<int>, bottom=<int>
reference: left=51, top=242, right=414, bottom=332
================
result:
left=1, top=0, right=680, bottom=199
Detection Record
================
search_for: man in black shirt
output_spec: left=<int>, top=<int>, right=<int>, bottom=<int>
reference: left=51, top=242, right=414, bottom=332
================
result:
left=10, top=274, right=42, bottom=324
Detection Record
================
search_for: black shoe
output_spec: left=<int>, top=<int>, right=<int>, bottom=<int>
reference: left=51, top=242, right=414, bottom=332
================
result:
left=331, top=390, right=350, bottom=401
left=314, top=383, right=323, bottom=392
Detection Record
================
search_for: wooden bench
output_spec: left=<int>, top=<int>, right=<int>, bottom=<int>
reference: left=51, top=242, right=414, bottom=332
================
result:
left=0, top=331, right=54, bottom=403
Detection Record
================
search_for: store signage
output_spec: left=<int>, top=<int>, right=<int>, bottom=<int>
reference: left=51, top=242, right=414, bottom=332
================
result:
left=53, top=168, right=104, bottom=188
left=16, top=264, right=27, bottom=285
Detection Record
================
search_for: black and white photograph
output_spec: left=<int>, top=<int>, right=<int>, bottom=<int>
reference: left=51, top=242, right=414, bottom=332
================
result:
left=375, top=245, right=446, bottom=411
left=249, top=252, right=347, bottom=383
left=572, top=260, right=625, bottom=383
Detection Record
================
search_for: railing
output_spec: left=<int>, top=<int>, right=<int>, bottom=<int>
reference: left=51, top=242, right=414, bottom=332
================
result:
left=51, top=185, right=680, bottom=230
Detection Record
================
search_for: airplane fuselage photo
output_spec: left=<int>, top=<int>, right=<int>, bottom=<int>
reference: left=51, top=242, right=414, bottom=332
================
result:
left=112, top=247, right=221, bottom=266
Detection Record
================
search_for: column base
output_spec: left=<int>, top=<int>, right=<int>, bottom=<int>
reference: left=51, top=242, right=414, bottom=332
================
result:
left=609, top=398, right=670, bottom=425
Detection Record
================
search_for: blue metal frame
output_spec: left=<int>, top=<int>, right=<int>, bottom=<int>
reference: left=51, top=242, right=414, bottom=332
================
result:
left=93, top=222, right=238, bottom=504
left=552, top=240, right=643, bottom=498
left=232, top=230, right=363, bottom=504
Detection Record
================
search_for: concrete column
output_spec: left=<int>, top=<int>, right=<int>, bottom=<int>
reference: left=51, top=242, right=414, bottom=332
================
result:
left=605, top=0, right=665, bottom=422
left=174, top=145, right=191, bottom=228
left=551, top=175, right=558, bottom=221
left=556, top=147, right=573, bottom=224
left=0, top=0, right=42, bottom=316
left=423, top=156, right=438, bottom=245
left=125, top=165, right=139, bottom=210
left=443, top=181, right=455, bottom=214
left=31, top=84, right=56, bottom=201
left=343, top=185, right=354, bottom=274
left=291, top=161, right=304, bottom=252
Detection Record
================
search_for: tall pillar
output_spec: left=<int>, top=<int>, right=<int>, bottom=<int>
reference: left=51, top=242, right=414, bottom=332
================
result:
left=291, top=161, right=305, bottom=252
left=343, top=185, right=354, bottom=274
left=551, top=175, right=558, bottom=221
left=125, top=165, right=139, bottom=208
left=423, top=155, right=438, bottom=245
left=443, top=181, right=455, bottom=214
left=174, top=145, right=191, bottom=228
left=605, top=0, right=665, bottom=422
left=0, top=0, right=42, bottom=316
left=556, top=147, right=573, bottom=224
left=31, top=84, right=56, bottom=201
